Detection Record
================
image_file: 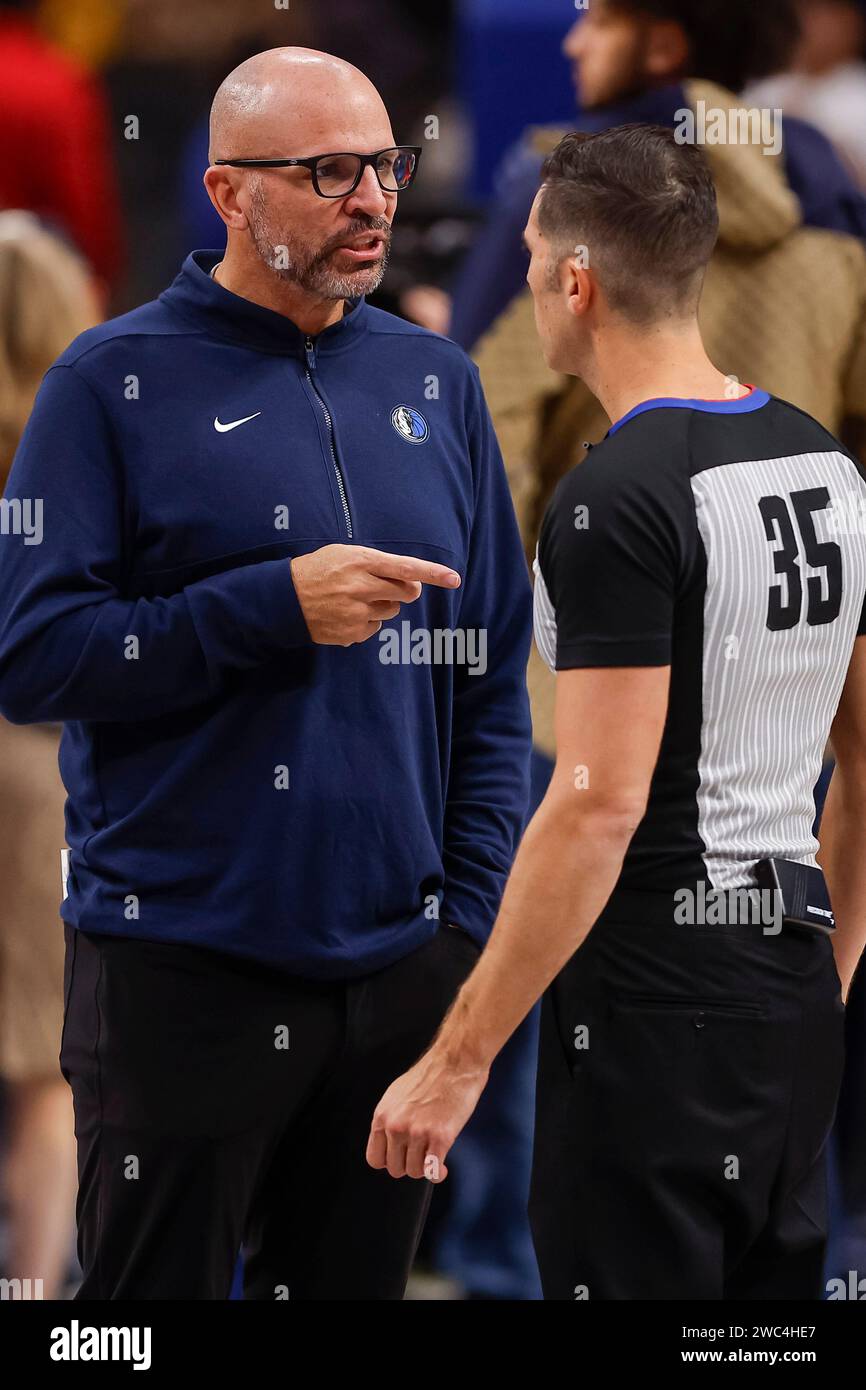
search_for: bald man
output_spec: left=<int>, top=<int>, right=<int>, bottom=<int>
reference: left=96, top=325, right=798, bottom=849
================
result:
left=0, top=49, right=532, bottom=1299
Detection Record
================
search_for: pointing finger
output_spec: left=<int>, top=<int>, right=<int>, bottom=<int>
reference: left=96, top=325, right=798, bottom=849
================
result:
left=361, top=549, right=461, bottom=590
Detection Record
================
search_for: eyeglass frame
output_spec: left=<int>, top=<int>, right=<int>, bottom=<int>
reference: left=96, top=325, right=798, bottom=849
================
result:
left=213, top=146, right=422, bottom=198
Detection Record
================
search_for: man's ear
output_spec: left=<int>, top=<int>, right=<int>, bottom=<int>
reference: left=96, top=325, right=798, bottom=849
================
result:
left=564, top=258, right=593, bottom=320
left=202, top=167, right=249, bottom=230
left=643, top=20, right=690, bottom=82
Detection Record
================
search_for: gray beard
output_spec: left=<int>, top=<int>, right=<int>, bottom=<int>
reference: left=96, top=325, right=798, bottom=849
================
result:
left=249, top=217, right=390, bottom=300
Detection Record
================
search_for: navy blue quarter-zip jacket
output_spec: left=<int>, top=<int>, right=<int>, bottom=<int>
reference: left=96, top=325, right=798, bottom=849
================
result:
left=0, top=251, right=532, bottom=978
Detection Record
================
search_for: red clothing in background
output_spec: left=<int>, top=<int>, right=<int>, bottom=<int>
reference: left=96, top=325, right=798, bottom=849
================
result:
left=0, top=13, right=123, bottom=286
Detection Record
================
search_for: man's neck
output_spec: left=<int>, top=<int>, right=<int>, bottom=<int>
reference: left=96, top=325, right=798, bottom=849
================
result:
left=212, top=248, right=346, bottom=336
left=578, top=320, right=751, bottom=425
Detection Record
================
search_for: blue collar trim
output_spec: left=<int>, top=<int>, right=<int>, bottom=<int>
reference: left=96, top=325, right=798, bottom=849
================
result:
left=608, top=388, right=771, bottom=435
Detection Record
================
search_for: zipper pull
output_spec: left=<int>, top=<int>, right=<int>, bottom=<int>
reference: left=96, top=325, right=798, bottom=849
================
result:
left=304, top=336, right=316, bottom=370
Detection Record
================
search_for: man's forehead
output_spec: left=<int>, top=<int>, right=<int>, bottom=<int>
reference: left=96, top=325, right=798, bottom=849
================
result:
left=291, top=128, right=396, bottom=156
left=229, top=106, right=393, bottom=156
left=213, top=68, right=393, bottom=158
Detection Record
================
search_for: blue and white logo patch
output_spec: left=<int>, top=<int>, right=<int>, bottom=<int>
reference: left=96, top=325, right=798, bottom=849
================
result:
left=391, top=404, right=429, bottom=444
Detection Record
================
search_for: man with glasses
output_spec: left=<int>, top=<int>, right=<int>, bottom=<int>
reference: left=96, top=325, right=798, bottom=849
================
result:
left=0, top=47, right=532, bottom=1299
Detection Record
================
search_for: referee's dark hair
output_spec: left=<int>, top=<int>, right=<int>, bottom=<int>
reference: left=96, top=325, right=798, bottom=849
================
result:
left=538, top=124, right=719, bottom=324
left=608, top=0, right=800, bottom=93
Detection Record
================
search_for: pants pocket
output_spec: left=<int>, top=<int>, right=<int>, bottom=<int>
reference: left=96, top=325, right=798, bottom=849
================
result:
left=600, top=990, right=775, bottom=1136
left=610, top=991, right=767, bottom=1021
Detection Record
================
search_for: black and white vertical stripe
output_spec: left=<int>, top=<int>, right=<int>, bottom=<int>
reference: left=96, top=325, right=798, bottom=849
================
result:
left=691, top=450, right=866, bottom=887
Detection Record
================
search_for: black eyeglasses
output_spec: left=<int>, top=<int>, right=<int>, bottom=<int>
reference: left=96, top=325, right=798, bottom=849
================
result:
left=214, top=146, right=421, bottom=198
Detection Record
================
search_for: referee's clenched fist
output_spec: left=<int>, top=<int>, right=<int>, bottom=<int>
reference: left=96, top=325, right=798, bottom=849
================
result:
left=291, top=545, right=461, bottom=646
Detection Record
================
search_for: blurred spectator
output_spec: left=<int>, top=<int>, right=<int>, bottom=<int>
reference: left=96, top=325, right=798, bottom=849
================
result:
left=473, top=66, right=866, bottom=783
left=0, top=213, right=100, bottom=1297
left=0, top=0, right=124, bottom=292
left=748, top=1, right=866, bottom=190
left=37, top=0, right=124, bottom=68
left=448, top=0, right=866, bottom=350
left=464, top=1, right=866, bottom=772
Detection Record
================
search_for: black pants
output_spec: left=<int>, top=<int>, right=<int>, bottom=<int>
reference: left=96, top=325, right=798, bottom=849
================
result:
left=59, top=923, right=479, bottom=1300
left=529, top=909, right=846, bottom=1300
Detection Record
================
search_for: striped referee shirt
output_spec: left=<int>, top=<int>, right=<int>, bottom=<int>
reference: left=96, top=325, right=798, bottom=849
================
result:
left=533, top=390, right=866, bottom=891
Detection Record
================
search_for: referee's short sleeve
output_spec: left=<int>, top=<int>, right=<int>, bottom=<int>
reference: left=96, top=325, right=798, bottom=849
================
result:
left=535, top=441, right=690, bottom=670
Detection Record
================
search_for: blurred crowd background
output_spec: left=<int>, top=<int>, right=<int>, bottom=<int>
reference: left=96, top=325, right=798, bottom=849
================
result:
left=3, top=0, right=866, bottom=1301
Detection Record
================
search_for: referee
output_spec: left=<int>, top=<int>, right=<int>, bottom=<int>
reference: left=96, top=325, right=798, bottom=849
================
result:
left=369, top=125, right=866, bottom=1300
left=0, top=48, right=531, bottom=1298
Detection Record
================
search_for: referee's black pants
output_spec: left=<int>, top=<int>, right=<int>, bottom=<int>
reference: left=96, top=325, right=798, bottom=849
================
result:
left=529, top=902, right=846, bottom=1300
left=59, top=922, right=479, bottom=1300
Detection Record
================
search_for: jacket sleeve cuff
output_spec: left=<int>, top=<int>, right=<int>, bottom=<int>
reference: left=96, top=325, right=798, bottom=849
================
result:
left=252, top=556, right=313, bottom=650
left=239, top=553, right=312, bottom=650
left=187, top=556, right=313, bottom=673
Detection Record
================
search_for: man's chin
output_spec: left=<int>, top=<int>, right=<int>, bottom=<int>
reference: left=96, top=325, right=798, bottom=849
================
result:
left=327, top=256, right=388, bottom=297
left=578, top=85, right=620, bottom=112
left=311, top=267, right=386, bottom=300
left=588, top=75, right=652, bottom=114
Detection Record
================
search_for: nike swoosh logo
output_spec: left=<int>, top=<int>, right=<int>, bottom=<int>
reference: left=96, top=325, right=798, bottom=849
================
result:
left=214, top=412, right=262, bottom=432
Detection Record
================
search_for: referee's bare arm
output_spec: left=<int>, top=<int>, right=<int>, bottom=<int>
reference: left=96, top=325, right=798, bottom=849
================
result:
left=366, top=663, right=669, bottom=1180
left=818, top=636, right=866, bottom=1002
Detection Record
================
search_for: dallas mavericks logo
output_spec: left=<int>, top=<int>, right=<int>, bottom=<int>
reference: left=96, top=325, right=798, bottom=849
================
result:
left=391, top=404, right=429, bottom=444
